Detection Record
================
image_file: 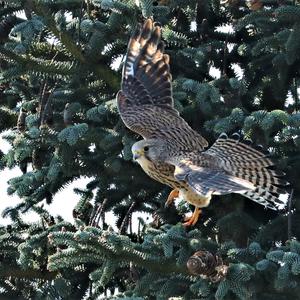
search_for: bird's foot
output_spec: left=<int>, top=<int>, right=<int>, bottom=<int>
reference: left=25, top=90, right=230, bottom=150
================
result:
left=165, top=189, right=179, bottom=207
left=183, top=207, right=201, bottom=227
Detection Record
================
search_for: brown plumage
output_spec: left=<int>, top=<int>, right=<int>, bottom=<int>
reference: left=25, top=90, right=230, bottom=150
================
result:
left=117, top=19, right=289, bottom=226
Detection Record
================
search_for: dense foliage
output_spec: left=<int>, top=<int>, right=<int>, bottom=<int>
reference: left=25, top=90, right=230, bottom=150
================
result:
left=0, top=0, right=299, bottom=299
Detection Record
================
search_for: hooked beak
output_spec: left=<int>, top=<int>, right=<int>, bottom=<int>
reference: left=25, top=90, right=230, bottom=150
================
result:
left=133, top=150, right=144, bottom=161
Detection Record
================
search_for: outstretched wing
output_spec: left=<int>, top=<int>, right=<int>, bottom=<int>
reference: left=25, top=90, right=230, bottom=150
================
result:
left=170, top=133, right=289, bottom=210
left=117, top=19, right=208, bottom=151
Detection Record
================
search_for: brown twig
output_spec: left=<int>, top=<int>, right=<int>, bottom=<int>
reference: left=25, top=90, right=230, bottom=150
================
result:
left=119, top=202, right=136, bottom=234
left=293, top=78, right=299, bottom=112
left=77, top=0, right=85, bottom=45
left=0, top=267, right=57, bottom=280
left=287, top=189, right=294, bottom=240
left=222, top=35, right=228, bottom=76
left=90, top=198, right=107, bottom=227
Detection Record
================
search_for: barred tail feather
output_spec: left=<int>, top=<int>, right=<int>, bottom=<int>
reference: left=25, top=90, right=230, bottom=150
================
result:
left=241, top=188, right=289, bottom=210
left=230, top=168, right=288, bottom=190
left=206, top=133, right=290, bottom=210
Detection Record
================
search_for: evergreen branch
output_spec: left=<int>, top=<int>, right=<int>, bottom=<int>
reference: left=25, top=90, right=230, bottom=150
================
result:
left=34, top=0, right=85, bottom=10
left=30, top=42, right=72, bottom=61
left=92, top=64, right=120, bottom=91
left=0, top=15, right=19, bottom=42
left=32, top=2, right=85, bottom=63
left=0, top=107, right=17, bottom=132
left=0, top=46, right=75, bottom=77
left=116, top=251, right=189, bottom=275
left=0, top=6, right=23, bottom=19
left=32, top=2, right=119, bottom=89
left=48, top=230, right=190, bottom=276
left=34, top=1, right=120, bottom=91
left=0, top=267, right=58, bottom=280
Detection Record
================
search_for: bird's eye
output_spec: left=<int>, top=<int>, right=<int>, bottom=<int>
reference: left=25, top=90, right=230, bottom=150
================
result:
left=144, top=146, right=149, bottom=152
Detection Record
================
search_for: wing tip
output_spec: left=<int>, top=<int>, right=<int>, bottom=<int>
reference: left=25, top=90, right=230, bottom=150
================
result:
left=141, top=18, right=153, bottom=39
left=243, top=187, right=291, bottom=211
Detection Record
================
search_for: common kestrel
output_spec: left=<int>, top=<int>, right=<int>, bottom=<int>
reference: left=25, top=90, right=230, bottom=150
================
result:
left=116, top=19, right=289, bottom=226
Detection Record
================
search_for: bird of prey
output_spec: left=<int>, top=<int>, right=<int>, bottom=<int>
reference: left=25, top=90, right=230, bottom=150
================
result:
left=116, top=19, right=289, bottom=226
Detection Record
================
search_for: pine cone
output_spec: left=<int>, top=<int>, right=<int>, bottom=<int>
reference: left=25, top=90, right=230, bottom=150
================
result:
left=247, top=0, right=263, bottom=11
left=187, top=250, right=228, bottom=282
left=153, top=0, right=170, bottom=6
left=32, top=148, right=45, bottom=170
left=17, top=108, right=26, bottom=132
left=64, top=103, right=73, bottom=126
left=40, top=97, right=53, bottom=126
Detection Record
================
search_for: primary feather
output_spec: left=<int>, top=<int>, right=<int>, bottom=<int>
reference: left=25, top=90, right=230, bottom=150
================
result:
left=117, top=19, right=208, bottom=150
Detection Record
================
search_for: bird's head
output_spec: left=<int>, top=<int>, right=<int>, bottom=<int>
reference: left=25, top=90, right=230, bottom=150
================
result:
left=131, top=139, right=165, bottom=163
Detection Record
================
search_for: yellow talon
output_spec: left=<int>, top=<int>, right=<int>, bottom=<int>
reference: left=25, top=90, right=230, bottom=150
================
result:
left=165, top=189, right=179, bottom=207
left=183, top=207, right=201, bottom=226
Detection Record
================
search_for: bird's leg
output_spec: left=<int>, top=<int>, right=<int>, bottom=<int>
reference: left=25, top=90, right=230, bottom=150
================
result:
left=183, top=207, right=201, bottom=226
left=165, top=189, right=179, bottom=207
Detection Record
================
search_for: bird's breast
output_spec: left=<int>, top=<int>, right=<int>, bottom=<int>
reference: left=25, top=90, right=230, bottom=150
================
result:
left=180, top=188, right=212, bottom=208
left=136, top=157, right=179, bottom=188
left=136, top=157, right=213, bottom=208
left=136, top=156, right=153, bottom=173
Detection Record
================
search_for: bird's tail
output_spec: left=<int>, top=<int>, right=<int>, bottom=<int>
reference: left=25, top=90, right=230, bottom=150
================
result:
left=206, top=133, right=290, bottom=210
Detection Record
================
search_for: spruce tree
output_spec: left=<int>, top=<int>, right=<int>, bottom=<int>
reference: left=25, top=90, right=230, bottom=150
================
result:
left=0, top=0, right=299, bottom=299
